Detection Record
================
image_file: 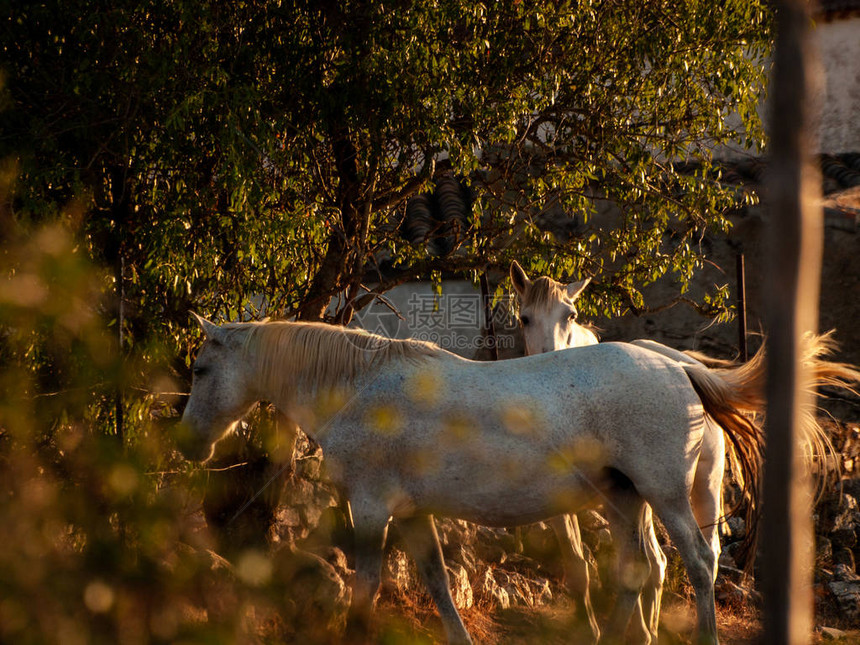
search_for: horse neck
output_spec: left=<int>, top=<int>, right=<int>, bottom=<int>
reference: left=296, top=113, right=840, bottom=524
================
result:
left=244, top=354, right=295, bottom=417
left=568, top=324, right=599, bottom=349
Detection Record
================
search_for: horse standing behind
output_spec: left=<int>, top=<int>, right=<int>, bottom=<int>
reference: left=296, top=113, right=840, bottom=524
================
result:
left=177, top=314, right=813, bottom=644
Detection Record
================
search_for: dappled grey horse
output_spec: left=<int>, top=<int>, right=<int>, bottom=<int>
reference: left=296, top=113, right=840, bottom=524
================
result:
left=177, top=315, right=802, bottom=644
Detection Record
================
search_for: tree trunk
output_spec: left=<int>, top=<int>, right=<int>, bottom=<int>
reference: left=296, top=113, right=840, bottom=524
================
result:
left=297, top=122, right=363, bottom=321
left=108, top=163, right=132, bottom=445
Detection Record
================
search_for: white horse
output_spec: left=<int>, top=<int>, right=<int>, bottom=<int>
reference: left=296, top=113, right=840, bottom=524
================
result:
left=179, top=314, right=789, bottom=645
left=509, top=260, right=858, bottom=643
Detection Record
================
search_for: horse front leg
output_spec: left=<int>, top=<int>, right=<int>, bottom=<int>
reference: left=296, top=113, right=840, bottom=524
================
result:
left=550, top=514, right=600, bottom=644
left=397, top=514, right=473, bottom=645
left=345, top=499, right=390, bottom=641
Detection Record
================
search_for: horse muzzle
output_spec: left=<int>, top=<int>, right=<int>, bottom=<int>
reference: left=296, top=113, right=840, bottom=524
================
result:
left=174, top=419, right=215, bottom=463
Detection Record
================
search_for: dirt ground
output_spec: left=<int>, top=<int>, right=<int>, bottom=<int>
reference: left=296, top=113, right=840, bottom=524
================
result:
left=375, top=594, right=860, bottom=644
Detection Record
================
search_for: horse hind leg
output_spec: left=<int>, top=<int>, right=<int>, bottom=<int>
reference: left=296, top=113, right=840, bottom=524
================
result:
left=550, top=514, right=600, bottom=644
left=396, top=514, right=473, bottom=645
left=649, top=494, right=719, bottom=645
left=691, top=418, right=725, bottom=579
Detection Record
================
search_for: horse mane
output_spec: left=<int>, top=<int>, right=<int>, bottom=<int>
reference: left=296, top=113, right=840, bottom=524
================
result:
left=521, top=276, right=571, bottom=309
left=241, top=320, right=447, bottom=400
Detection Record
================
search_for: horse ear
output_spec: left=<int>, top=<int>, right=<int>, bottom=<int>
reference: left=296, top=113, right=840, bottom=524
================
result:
left=565, top=277, right=591, bottom=301
left=190, top=311, right=220, bottom=339
left=510, top=261, right=531, bottom=297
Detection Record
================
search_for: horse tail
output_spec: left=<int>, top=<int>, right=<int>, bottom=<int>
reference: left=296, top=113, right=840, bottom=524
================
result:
left=792, top=331, right=860, bottom=494
left=682, top=363, right=764, bottom=572
left=682, top=330, right=860, bottom=570
left=702, top=331, right=859, bottom=489
left=682, top=350, right=739, bottom=370
left=798, top=330, right=860, bottom=398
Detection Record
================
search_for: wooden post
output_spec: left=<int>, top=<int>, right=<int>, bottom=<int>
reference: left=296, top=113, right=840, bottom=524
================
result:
left=479, top=272, right=498, bottom=361
left=736, top=252, right=748, bottom=362
left=761, top=0, right=823, bottom=642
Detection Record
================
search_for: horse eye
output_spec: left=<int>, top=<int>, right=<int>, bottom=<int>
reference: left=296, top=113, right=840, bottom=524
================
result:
left=567, top=311, right=578, bottom=322
left=192, top=365, right=207, bottom=377
left=520, top=315, right=530, bottom=326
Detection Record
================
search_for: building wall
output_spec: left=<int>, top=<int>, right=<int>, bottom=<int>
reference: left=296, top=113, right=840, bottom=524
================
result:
left=816, top=16, right=860, bottom=153
left=715, top=14, right=860, bottom=160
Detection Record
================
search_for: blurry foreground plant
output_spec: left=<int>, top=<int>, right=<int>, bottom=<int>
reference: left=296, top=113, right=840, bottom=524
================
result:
left=0, top=216, right=356, bottom=644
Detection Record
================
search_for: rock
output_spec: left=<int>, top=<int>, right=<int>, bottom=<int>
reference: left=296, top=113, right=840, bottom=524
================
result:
left=324, top=547, right=350, bottom=578
left=817, top=536, right=834, bottom=568
left=579, top=509, right=610, bottom=532
left=182, top=546, right=241, bottom=622
left=478, top=568, right=511, bottom=609
left=436, top=518, right=478, bottom=550
left=202, top=440, right=287, bottom=554
left=724, top=516, right=746, bottom=541
left=832, top=527, right=858, bottom=550
left=718, top=550, right=738, bottom=569
left=276, top=505, right=303, bottom=529
left=447, top=563, right=474, bottom=609
left=494, top=569, right=532, bottom=606
left=272, top=545, right=351, bottom=640
left=722, top=541, right=745, bottom=566
left=447, top=543, right=478, bottom=572
left=834, top=547, right=856, bottom=571
left=474, top=566, right=555, bottom=610
left=833, top=564, right=860, bottom=582
left=472, top=525, right=519, bottom=563
left=715, top=580, right=761, bottom=606
left=823, top=494, right=858, bottom=536
left=842, top=480, right=860, bottom=502
left=534, top=577, right=554, bottom=605
left=294, top=450, right=322, bottom=480
left=383, top=548, right=421, bottom=596
left=716, top=564, right=749, bottom=586
left=519, top=521, right=559, bottom=562
left=596, top=528, right=613, bottom=550
left=820, top=626, right=848, bottom=640
left=380, top=546, right=473, bottom=609
left=816, top=568, right=835, bottom=584
left=827, top=578, right=860, bottom=624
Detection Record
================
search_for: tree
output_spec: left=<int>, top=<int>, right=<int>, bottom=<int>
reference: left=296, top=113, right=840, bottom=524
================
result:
left=1, top=0, right=771, bottom=434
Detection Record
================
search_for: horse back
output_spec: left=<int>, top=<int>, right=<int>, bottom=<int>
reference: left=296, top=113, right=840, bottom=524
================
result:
left=322, top=342, right=706, bottom=512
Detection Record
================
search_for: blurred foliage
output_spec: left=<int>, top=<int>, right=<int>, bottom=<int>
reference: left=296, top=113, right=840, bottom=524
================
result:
left=0, top=218, right=359, bottom=643
left=0, top=217, right=212, bottom=643
left=0, top=0, right=771, bottom=641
